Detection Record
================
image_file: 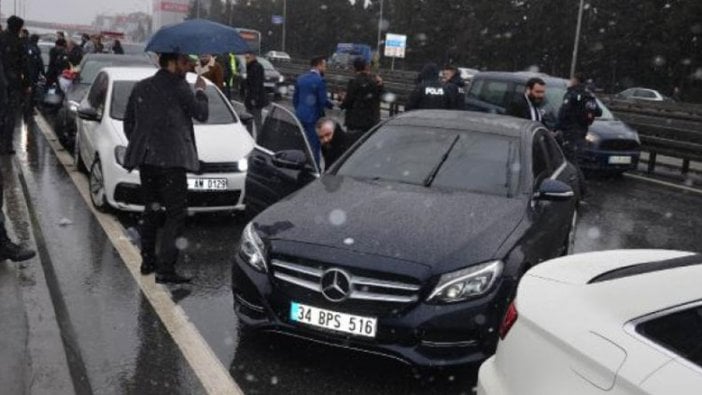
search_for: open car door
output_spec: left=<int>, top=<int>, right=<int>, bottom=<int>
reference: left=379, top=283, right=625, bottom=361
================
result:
left=244, top=103, right=320, bottom=217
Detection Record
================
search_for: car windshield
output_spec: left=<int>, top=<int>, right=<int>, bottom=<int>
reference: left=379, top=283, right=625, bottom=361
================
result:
left=335, top=126, right=521, bottom=197
left=110, top=81, right=236, bottom=124
left=80, top=58, right=152, bottom=85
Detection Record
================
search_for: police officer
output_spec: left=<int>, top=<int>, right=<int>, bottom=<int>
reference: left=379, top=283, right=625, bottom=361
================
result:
left=557, top=72, right=602, bottom=194
left=405, top=63, right=454, bottom=111
left=442, top=64, right=466, bottom=110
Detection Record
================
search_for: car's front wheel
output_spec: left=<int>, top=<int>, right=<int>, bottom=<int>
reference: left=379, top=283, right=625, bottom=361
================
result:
left=89, top=158, right=109, bottom=212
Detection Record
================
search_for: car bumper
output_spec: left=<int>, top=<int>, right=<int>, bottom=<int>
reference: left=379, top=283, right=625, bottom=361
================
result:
left=104, top=165, right=247, bottom=213
left=477, top=356, right=507, bottom=395
left=579, top=148, right=640, bottom=171
left=231, top=254, right=509, bottom=367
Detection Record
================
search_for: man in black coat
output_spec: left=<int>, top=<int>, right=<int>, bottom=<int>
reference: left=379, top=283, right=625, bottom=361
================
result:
left=340, top=58, right=383, bottom=143
left=507, top=77, right=546, bottom=123
left=405, top=63, right=452, bottom=111
left=123, top=53, right=209, bottom=284
left=0, top=16, right=30, bottom=154
left=316, top=118, right=352, bottom=171
left=442, top=65, right=466, bottom=110
left=243, top=50, right=268, bottom=136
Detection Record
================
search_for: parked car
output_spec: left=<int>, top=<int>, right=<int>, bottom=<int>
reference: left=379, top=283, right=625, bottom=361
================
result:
left=458, top=67, right=480, bottom=83
left=74, top=67, right=253, bottom=213
left=264, top=50, right=292, bottom=63
left=232, top=108, right=580, bottom=367
left=236, top=55, right=286, bottom=99
left=328, top=43, right=372, bottom=70
left=616, top=87, right=668, bottom=102
left=466, top=72, right=641, bottom=174
left=55, top=53, right=156, bottom=150
left=478, top=249, right=702, bottom=395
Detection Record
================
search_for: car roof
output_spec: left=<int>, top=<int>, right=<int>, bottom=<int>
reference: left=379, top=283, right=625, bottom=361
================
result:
left=81, top=53, right=152, bottom=63
left=521, top=250, right=702, bottom=321
left=473, top=71, right=568, bottom=87
left=99, top=67, right=215, bottom=87
left=388, top=110, right=536, bottom=138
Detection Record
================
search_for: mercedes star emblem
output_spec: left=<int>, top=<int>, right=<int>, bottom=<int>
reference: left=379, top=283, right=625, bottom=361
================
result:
left=320, top=269, right=351, bottom=302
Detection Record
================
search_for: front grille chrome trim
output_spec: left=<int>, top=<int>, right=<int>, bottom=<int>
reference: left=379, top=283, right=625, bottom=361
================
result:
left=350, top=290, right=418, bottom=303
left=352, top=276, right=421, bottom=292
left=273, top=272, right=322, bottom=293
left=272, top=259, right=323, bottom=278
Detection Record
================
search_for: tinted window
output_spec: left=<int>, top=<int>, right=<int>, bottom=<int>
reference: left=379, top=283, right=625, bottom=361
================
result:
left=532, top=133, right=549, bottom=184
left=87, top=73, right=108, bottom=111
left=638, top=89, right=657, bottom=99
left=110, top=81, right=236, bottom=124
left=336, top=126, right=521, bottom=197
left=637, top=305, right=702, bottom=368
left=468, top=78, right=484, bottom=98
left=478, top=80, right=510, bottom=107
left=543, top=132, right=565, bottom=169
left=257, top=105, right=314, bottom=165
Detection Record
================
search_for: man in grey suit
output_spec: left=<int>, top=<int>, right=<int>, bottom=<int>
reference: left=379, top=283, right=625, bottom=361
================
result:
left=123, top=53, right=209, bottom=284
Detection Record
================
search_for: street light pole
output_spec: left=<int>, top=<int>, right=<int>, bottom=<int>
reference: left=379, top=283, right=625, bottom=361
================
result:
left=376, top=0, right=384, bottom=51
left=282, top=0, right=287, bottom=52
left=569, top=0, right=585, bottom=79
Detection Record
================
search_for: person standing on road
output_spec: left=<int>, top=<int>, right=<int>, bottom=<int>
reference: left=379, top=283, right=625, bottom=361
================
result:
left=123, top=53, right=209, bottom=284
left=442, top=65, right=466, bottom=110
left=111, top=40, right=124, bottom=55
left=340, top=58, right=384, bottom=144
left=557, top=72, right=602, bottom=194
left=0, top=16, right=31, bottom=155
left=507, top=77, right=546, bottom=123
left=243, top=50, right=268, bottom=136
left=0, top=49, right=36, bottom=263
left=293, top=56, right=333, bottom=166
left=47, top=38, right=68, bottom=86
left=406, top=63, right=452, bottom=111
left=195, top=53, right=224, bottom=90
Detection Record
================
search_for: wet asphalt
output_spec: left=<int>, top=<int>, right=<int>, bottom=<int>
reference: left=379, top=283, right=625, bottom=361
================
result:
left=11, top=115, right=702, bottom=395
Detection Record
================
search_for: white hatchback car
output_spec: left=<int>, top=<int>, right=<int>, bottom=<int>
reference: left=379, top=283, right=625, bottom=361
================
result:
left=478, top=249, right=702, bottom=395
left=75, top=67, right=254, bottom=213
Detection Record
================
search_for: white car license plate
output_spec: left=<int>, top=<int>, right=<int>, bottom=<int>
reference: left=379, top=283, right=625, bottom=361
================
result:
left=290, top=302, right=377, bottom=338
left=608, top=156, right=632, bottom=165
left=264, top=82, right=276, bottom=88
left=187, top=178, right=228, bottom=191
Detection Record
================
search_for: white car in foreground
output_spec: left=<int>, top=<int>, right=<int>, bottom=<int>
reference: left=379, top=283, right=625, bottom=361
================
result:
left=478, top=249, right=702, bottom=395
left=75, top=67, right=254, bottom=213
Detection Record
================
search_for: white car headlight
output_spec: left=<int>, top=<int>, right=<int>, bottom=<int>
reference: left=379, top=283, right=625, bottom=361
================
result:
left=239, top=222, right=267, bottom=272
left=278, top=75, right=285, bottom=83
left=114, top=145, right=127, bottom=166
left=68, top=100, right=80, bottom=113
left=428, top=260, right=503, bottom=304
left=585, top=132, right=600, bottom=144
left=237, top=158, right=248, bottom=172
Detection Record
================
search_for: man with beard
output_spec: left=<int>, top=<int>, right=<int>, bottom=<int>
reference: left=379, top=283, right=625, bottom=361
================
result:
left=123, top=53, right=209, bottom=284
left=507, top=77, right=546, bottom=123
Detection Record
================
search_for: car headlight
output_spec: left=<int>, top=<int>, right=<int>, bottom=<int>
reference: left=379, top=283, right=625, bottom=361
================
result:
left=68, top=100, right=80, bottom=113
left=239, top=222, right=267, bottom=272
left=237, top=158, right=248, bottom=172
left=278, top=75, right=285, bottom=83
left=427, top=260, right=503, bottom=304
left=114, top=145, right=127, bottom=166
left=585, top=132, right=600, bottom=144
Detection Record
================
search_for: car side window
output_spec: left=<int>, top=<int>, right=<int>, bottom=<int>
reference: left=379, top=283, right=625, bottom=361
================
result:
left=542, top=131, right=565, bottom=170
left=87, top=73, right=108, bottom=117
left=636, top=305, right=702, bottom=368
left=258, top=104, right=317, bottom=170
left=478, top=80, right=511, bottom=107
left=467, top=78, right=483, bottom=98
left=532, top=131, right=551, bottom=187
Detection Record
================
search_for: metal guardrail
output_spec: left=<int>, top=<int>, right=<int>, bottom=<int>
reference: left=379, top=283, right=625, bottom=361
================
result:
left=274, top=59, right=702, bottom=175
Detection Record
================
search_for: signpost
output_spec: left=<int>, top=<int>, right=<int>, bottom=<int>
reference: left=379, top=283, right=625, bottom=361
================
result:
left=383, top=33, right=407, bottom=70
left=272, top=15, right=284, bottom=25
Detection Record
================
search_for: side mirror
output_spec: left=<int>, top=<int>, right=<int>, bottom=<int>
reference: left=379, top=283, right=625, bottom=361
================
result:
left=77, top=105, right=100, bottom=122
left=272, top=150, right=308, bottom=171
left=534, top=179, right=574, bottom=201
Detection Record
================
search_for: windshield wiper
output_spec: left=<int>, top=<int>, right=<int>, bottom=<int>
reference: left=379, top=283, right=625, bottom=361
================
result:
left=423, top=135, right=460, bottom=187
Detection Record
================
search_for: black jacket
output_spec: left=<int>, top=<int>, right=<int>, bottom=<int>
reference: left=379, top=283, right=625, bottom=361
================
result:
left=0, top=30, right=30, bottom=90
left=47, top=46, right=69, bottom=84
left=27, top=43, right=45, bottom=82
left=123, top=69, right=209, bottom=172
left=406, top=64, right=452, bottom=111
left=444, top=73, right=466, bottom=110
left=340, top=72, right=383, bottom=131
left=507, top=94, right=543, bottom=122
left=244, top=59, right=268, bottom=110
left=322, top=125, right=353, bottom=171
left=557, top=85, right=602, bottom=134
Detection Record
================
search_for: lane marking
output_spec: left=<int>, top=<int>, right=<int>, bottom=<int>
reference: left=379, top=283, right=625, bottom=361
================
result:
left=624, top=173, right=702, bottom=195
left=32, top=114, right=244, bottom=395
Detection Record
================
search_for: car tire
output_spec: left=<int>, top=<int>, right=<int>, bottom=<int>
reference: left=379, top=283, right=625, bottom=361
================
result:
left=563, top=209, right=578, bottom=256
left=89, top=157, right=110, bottom=212
left=74, top=137, right=87, bottom=173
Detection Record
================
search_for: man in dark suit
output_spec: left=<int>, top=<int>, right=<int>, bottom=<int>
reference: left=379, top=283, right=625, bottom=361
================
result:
left=243, top=50, right=268, bottom=137
left=507, top=77, right=546, bottom=123
left=293, top=56, right=333, bottom=167
left=123, top=53, right=209, bottom=284
left=316, top=118, right=352, bottom=171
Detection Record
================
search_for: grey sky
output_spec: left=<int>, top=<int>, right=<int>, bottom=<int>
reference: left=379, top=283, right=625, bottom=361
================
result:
left=1, top=0, right=151, bottom=25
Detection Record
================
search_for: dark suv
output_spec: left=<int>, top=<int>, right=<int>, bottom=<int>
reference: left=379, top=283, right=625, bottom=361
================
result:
left=466, top=72, right=641, bottom=174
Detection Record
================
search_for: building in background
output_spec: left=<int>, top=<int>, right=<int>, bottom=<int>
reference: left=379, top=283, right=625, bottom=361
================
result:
left=152, top=0, right=190, bottom=31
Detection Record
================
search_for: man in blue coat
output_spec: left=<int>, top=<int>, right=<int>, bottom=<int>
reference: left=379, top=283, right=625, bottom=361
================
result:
left=293, top=56, right=333, bottom=166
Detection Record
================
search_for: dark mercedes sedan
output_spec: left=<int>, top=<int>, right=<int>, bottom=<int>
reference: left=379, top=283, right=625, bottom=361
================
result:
left=233, top=107, right=580, bottom=367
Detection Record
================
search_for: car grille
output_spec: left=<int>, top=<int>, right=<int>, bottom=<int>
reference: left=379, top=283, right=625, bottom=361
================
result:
left=197, top=161, right=241, bottom=174
left=270, top=257, right=422, bottom=317
left=114, top=183, right=241, bottom=208
left=599, top=139, right=640, bottom=151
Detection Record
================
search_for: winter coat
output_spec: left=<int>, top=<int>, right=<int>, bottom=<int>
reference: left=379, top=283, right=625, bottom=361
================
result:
left=123, top=69, right=209, bottom=172
left=244, top=59, right=268, bottom=110
left=340, top=72, right=383, bottom=131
